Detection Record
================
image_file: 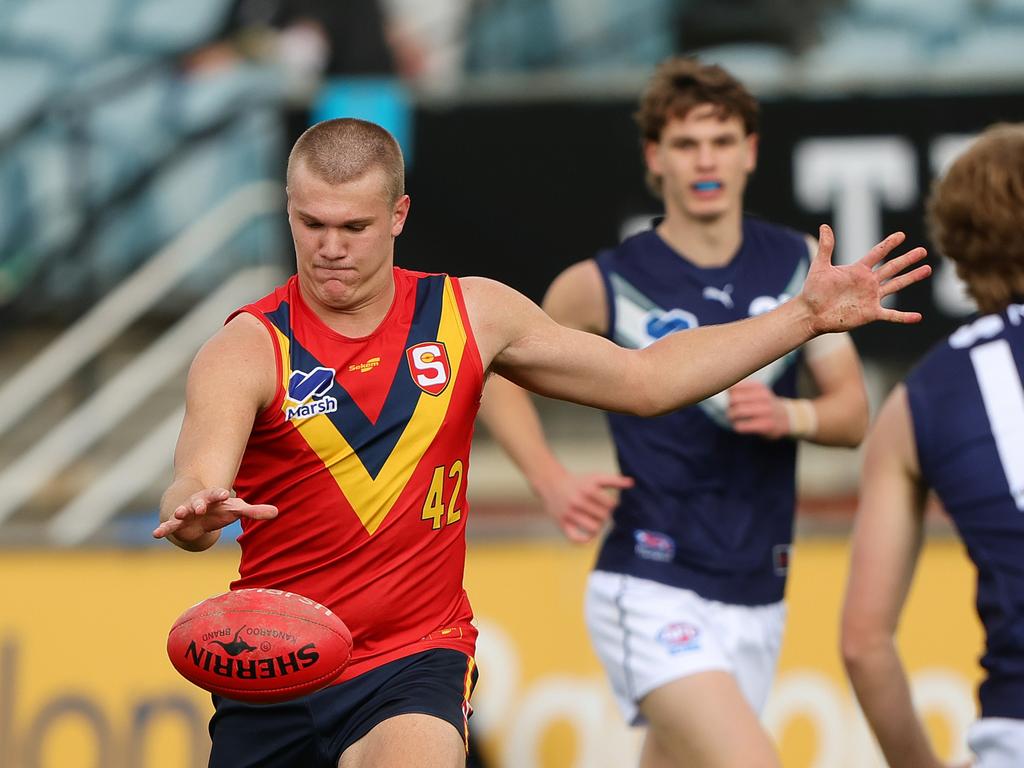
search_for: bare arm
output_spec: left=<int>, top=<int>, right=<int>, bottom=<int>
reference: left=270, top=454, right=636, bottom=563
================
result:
left=841, top=386, right=947, bottom=768
left=467, top=226, right=928, bottom=417
left=478, top=260, right=632, bottom=541
left=152, top=314, right=279, bottom=551
left=802, top=335, right=869, bottom=446
left=728, top=334, right=868, bottom=446
left=728, top=234, right=869, bottom=445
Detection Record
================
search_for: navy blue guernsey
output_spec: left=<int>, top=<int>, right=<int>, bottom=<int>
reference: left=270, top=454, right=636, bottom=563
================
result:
left=906, top=303, right=1024, bottom=720
left=593, top=216, right=809, bottom=605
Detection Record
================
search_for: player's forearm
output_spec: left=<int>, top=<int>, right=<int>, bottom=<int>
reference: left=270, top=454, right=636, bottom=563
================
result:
left=844, top=636, right=943, bottom=768
left=479, top=376, right=569, bottom=498
left=802, top=389, right=869, bottom=447
left=159, top=477, right=221, bottom=552
left=639, top=298, right=816, bottom=416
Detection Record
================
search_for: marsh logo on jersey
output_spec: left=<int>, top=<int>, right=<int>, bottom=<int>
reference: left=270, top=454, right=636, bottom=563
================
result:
left=657, top=622, right=701, bottom=654
left=407, top=342, right=451, bottom=395
left=285, top=366, right=338, bottom=421
left=644, top=309, right=698, bottom=341
left=634, top=529, right=675, bottom=562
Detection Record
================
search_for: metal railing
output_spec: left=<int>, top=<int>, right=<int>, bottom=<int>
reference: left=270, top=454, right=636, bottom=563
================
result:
left=0, top=181, right=285, bottom=542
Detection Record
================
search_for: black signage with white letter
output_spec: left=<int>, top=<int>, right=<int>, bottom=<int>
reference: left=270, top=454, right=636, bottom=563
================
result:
left=401, top=91, right=1024, bottom=361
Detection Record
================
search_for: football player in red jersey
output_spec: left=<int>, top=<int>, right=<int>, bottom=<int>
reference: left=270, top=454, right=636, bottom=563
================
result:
left=154, top=117, right=928, bottom=768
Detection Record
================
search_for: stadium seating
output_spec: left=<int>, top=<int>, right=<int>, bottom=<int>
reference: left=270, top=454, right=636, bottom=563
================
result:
left=0, top=0, right=119, bottom=64
left=0, top=0, right=285, bottom=312
left=114, top=0, right=235, bottom=55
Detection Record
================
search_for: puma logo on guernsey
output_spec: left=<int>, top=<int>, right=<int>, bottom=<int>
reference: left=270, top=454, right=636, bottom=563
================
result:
left=348, top=357, right=381, bottom=373
left=703, top=284, right=734, bottom=308
left=207, top=625, right=258, bottom=657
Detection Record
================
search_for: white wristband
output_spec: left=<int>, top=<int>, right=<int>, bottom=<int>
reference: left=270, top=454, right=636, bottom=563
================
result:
left=783, top=398, right=818, bottom=439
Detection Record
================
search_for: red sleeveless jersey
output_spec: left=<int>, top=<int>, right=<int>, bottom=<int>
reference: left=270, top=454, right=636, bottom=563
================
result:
left=228, top=268, right=483, bottom=681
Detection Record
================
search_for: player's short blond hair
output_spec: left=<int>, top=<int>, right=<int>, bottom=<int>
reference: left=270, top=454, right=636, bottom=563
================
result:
left=635, top=56, right=760, bottom=198
left=287, top=118, right=405, bottom=204
left=927, top=122, right=1024, bottom=314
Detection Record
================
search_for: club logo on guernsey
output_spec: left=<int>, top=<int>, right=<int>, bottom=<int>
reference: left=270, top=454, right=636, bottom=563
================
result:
left=644, top=309, right=698, bottom=341
left=407, top=342, right=451, bottom=396
left=285, top=366, right=338, bottom=421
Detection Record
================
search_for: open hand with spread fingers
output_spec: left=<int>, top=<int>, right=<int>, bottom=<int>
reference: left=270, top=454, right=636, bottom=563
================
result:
left=152, top=487, right=278, bottom=545
left=800, top=225, right=931, bottom=334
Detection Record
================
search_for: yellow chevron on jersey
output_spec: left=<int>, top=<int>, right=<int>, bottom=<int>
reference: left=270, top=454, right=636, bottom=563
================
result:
left=268, top=275, right=471, bottom=536
left=269, top=323, right=292, bottom=394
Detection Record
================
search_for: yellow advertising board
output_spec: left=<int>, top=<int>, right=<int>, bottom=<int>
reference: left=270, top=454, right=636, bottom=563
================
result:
left=0, top=538, right=982, bottom=767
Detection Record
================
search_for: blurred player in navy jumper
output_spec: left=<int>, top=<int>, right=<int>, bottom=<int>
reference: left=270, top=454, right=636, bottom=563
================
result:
left=479, top=57, right=870, bottom=766
left=842, top=123, right=1024, bottom=768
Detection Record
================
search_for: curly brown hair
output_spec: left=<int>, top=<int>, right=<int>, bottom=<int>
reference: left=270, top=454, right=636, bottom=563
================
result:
left=927, top=123, right=1024, bottom=314
left=635, top=57, right=760, bottom=197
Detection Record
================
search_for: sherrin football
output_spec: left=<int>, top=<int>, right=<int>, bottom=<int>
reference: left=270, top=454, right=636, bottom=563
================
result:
left=167, top=588, right=352, bottom=704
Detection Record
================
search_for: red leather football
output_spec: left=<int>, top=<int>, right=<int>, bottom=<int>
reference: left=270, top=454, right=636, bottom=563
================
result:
left=167, top=588, right=352, bottom=704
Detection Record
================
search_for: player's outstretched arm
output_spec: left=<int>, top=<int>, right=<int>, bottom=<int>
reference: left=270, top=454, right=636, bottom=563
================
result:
left=463, top=226, right=929, bottom=416
left=841, top=387, right=956, bottom=768
left=728, top=334, right=868, bottom=446
left=153, top=314, right=279, bottom=551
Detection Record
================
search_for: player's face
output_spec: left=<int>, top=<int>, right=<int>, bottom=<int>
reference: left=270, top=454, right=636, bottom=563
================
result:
left=287, top=162, right=409, bottom=312
left=645, top=105, right=758, bottom=223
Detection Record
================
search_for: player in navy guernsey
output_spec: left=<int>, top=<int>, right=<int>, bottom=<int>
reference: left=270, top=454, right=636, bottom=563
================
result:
left=842, top=124, right=1024, bottom=768
left=480, top=58, right=870, bottom=766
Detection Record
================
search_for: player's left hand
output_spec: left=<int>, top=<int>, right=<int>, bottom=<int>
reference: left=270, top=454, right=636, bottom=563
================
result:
left=540, top=471, right=634, bottom=544
left=727, top=380, right=789, bottom=439
left=800, top=225, right=930, bottom=334
left=152, top=487, right=278, bottom=544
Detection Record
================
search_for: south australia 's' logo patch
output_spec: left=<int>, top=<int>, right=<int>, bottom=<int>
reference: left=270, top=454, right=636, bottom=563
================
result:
left=285, top=366, right=338, bottom=421
left=406, top=342, right=451, bottom=396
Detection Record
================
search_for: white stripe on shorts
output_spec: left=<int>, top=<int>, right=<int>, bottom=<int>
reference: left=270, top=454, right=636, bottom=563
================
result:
left=968, top=717, right=1024, bottom=768
left=584, top=570, right=786, bottom=725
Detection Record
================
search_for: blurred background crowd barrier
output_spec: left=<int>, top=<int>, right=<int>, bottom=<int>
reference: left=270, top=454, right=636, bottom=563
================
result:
left=1, top=0, right=1022, bottom=765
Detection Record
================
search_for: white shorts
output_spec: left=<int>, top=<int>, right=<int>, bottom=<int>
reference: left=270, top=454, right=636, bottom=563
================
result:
left=584, top=570, right=786, bottom=726
left=968, top=717, right=1024, bottom=768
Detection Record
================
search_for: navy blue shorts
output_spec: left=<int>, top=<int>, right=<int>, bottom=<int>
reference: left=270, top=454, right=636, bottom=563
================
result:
left=208, top=648, right=478, bottom=768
